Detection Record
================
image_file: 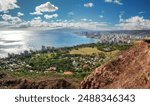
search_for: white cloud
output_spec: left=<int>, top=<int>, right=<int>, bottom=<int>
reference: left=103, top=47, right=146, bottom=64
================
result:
left=68, top=12, right=74, bottom=16
left=3, top=10, right=9, bottom=13
left=139, top=11, right=146, bottom=14
left=105, top=0, right=123, bottom=5
left=119, top=11, right=124, bottom=22
left=116, top=16, right=150, bottom=30
left=17, top=12, right=24, bottom=17
left=44, top=14, right=58, bottom=19
left=16, top=19, right=111, bottom=30
left=56, top=19, right=62, bottom=22
left=81, top=18, right=92, bottom=22
left=0, top=13, right=112, bottom=30
left=34, top=17, right=41, bottom=20
left=114, top=0, right=123, bottom=5
left=84, top=3, right=94, bottom=8
left=30, top=2, right=58, bottom=15
left=19, top=18, right=50, bottom=28
left=105, top=0, right=113, bottom=3
left=48, top=21, right=108, bottom=30
left=81, top=18, right=87, bottom=21
left=99, top=15, right=104, bottom=18
left=29, top=19, right=50, bottom=27
left=0, top=21, right=10, bottom=28
left=1, top=14, right=21, bottom=24
left=30, top=11, right=43, bottom=15
left=0, top=0, right=19, bottom=12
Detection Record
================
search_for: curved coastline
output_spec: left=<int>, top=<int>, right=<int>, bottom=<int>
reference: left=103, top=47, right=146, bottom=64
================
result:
left=0, top=30, right=97, bottom=58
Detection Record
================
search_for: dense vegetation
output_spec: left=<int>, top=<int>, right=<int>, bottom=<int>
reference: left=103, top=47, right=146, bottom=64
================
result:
left=0, top=43, right=133, bottom=86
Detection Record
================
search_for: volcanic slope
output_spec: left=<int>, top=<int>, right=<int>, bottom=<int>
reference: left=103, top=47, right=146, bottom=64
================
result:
left=80, top=41, right=150, bottom=89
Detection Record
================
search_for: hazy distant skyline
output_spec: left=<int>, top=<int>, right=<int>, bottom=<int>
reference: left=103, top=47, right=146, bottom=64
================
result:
left=0, top=0, right=150, bottom=30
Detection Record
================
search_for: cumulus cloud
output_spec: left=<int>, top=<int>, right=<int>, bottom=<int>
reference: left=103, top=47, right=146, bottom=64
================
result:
left=18, top=18, right=50, bottom=28
left=105, top=0, right=123, bottom=5
left=28, top=19, right=50, bottom=27
left=45, top=21, right=108, bottom=30
left=0, top=21, right=10, bottom=28
left=17, top=12, right=24, bottom=17
left=44, top=14, right=58, bottom=19
left=116, top=16, right=150, bottom=30
left=30, top=2, right=58, bottom=15
left=1, top=14, right=21, bottom=24
left=84, top=3, right=94, bottom=8
left=0, top=13, right=110, bottom=30
left=0, top=0, right=19, bottom=12
left=16, top=18, right=110, bottom=30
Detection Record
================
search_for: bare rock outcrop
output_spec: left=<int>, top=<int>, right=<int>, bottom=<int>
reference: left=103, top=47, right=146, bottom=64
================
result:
left=80, top=41, right=150, bottom=89
left=0, top=73, right=75, bottom=89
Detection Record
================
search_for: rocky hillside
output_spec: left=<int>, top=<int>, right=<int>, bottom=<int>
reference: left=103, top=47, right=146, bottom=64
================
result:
left=80, top=41, right=150, bottom=89
left=0, top=73, right=75, bottom=89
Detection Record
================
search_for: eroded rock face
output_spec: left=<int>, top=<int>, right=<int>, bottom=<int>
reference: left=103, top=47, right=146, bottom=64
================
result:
left=0, top=73, right=75, bottom=89
left=80, top=41, right=150, bottom=89
left=0, top=73, right=6, bottom=79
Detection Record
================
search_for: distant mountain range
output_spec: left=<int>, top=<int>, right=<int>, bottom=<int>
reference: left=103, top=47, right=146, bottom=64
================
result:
left=51, top=28, right=150, bottom=36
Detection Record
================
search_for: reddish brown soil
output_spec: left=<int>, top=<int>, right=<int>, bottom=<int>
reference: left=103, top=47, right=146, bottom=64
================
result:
left=0, top=73, right=75, bottom=89
left=80, top=41, right=150, bottom=89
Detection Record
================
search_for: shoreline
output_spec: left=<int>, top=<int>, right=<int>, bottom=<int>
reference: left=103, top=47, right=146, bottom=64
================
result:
left=0, top=42, right=98, bottom=59
left=1, top=29, right=149, bottom=58
left=0, top=30, right=98, bottom=58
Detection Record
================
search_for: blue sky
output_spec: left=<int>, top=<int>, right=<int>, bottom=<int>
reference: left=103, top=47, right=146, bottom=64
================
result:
left=0, top=0, right=150, bottom=30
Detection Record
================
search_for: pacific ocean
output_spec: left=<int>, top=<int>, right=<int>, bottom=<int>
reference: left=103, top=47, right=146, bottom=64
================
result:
left=0, top=30, right=97, bottom=57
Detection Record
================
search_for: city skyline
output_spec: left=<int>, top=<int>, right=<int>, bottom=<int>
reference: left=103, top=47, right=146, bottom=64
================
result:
left=0, top=0, right=150, bottom=30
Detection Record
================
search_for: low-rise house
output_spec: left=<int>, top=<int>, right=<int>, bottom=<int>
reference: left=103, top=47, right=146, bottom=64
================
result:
left=46, top=67, right=57, bottom=72
left=63, top=71, right=74, bottom=75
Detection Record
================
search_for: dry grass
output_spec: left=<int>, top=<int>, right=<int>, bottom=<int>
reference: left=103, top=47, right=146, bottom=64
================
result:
left=69, top=47, right=100, bottom=55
